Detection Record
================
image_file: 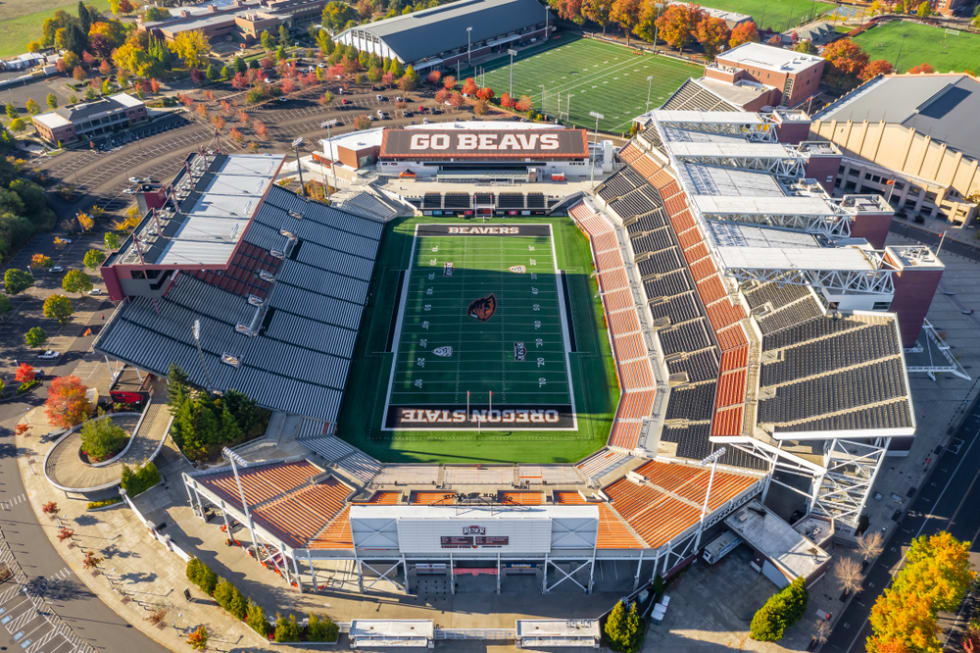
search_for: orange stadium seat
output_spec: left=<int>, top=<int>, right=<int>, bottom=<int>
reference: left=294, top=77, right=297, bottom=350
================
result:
left=608, top=309, right=640, bottom=335
left=555, top=491, right=587, bottom=504
left=599, top=268, right=630, bottom=293
left=711, top=405, right=744, bottom=437
left=715, top=369, right=747, bottom=408
left=608, top=420, right=642, bottom=449
left=602, top=288, right=636, bottom=313
left=716, top=325, right=748, bottom=352
left=592, top=231, right=619, bottom=254
left=613, top=332, right=648, bottom=363
left=309, top=507, right=353, bottom=550
left=596, top=504, right=644, bottom=549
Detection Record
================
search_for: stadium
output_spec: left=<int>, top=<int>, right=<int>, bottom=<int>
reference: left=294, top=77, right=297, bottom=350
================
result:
left=92, top=103, right=942, bottom=631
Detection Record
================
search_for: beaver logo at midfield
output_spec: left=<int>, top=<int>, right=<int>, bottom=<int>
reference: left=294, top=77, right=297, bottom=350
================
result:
left=467, top=293, right=497, bottom=322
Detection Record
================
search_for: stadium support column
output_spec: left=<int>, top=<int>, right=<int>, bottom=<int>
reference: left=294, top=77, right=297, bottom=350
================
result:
left=633, top=550, right=644, bottom=591
left=402, top=554, right=410, bottom=593
left=307, top=550, right=317, bottom=592
left=541, top=554, right=549, bottom=593
left=449, top=553, right=455, bottom=594
left=694, top=448, right=726, bottom=551
left=588, top=550, right=597, bottom=594
left=356, top=557, right=364, bottom=593
left=496, top=554, right=501, bottom=594
left=184, top=480, right=200, bottom=518
left=589, top=112, right=604, bottom=188
left=291, top=554, right=303, bottom=593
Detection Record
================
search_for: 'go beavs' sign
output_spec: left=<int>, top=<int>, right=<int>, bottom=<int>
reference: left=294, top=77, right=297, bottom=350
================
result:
left=380, top=128, right=588, bottom=159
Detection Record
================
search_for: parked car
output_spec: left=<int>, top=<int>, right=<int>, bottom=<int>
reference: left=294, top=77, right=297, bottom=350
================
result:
left=88, top=288, right=103, bottom=295
left=51, top=265, right=64, bottom=272
left=37, top=350, right=59, bottom=359
left=128, top=176, right=141, bottom=184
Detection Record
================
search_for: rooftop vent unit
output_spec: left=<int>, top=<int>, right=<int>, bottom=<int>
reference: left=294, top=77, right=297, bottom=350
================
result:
left=221, top=353, right=240, bottom=367
left=279, top=229, right=296, bottom=239
left=626, top=471, right=646, bottom=485
left=288, top=210, right=303, bottom=220
left=270, top=249, right=285, bottom=259
left=257, top=270, right=274, bottom=282
left=235, top=324, right=255, bottom=336
left=247, top=294, right=264, bottom=306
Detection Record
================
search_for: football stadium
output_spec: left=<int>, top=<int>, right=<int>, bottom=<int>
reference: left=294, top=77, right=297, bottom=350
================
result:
left=92, top=102, right=944, bottom=628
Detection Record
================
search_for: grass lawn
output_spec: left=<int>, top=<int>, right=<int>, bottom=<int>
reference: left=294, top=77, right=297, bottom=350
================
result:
left=459, top=34, right=702, bottom=134
left=853, top=21, right=980, bottom=73
left=689, top=0, right=830, bottom=32
left=337, top=216, right=619, bottom=464
left=0, top=0, right=112, bottom=58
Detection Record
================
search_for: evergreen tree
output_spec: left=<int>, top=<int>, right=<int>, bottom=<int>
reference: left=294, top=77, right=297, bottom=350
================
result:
left=78, top=1, right=91, bottom=33
left=234, top=56, right=246, bottom=75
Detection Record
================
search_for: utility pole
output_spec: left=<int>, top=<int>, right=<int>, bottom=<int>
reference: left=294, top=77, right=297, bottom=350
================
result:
left=589, top=111, right=604, bottom=187
left=191, top=319, right=213, bottom=392
left=291, top=136, right=306, bottom=196
left=467, top=26, right=473, bottom=66
left=507, top=48, right=518, bottom=98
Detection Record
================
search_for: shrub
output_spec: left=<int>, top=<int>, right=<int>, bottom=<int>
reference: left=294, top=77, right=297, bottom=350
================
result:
left=604, top=601, right=643, bottom=652
left=87, top=497, right=122, bottom=509
left=186, top=558, right=218, bottom=595
left=213, top=578, right=234, bottom=610
left=120, top=462, right=160, bottom=496
left=246, top=601, right=269, bottom=636
left=226, top=584, right=248, bottom=620
left=187, top=625, right=208, bottom=650
left=306, top=613, right=339, bottom=642
left=274, top=613, right=302, bottom=642
left=750, top=577, right=808, bottom=641
left=79, top=416, right=128, bottom=461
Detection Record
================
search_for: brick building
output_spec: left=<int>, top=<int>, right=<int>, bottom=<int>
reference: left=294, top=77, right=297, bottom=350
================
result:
left=32, top=93, right=147, bottom=145
left=712, top=42, right=825, bottom=108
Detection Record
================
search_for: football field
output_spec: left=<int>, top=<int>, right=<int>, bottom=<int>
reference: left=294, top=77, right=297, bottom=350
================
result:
left=384, top=223, right=576, bottom=430
left=853, top=21, right=980, bottom=73
left=458, top=35, right=703, bottom=134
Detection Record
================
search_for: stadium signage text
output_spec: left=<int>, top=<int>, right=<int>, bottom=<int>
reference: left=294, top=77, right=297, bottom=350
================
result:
left=384, top=402, right=576, bottom=430
left=448, top=226, right=519, bottom=234
left=381, top=129, right=588, bottom=159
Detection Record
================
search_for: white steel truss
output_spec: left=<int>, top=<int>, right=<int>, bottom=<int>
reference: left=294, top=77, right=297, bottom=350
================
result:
left=904, top=318, right=971, bottom=381
left=671, top=152, right=807, bottom=177
left=809, top=437, right=888, bottom=529
left=704, top=212, right=851, bottom=238
left=725, top=266, right=895, bottom=295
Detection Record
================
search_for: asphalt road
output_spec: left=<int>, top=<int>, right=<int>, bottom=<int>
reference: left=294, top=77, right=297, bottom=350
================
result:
left=0, top=342, right=169, bottom=653
left=822, top=394, right=980, bottom=652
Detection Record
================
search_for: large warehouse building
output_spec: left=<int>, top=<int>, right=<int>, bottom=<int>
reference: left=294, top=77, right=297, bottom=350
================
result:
left=332, top=0, right=552, bottom=70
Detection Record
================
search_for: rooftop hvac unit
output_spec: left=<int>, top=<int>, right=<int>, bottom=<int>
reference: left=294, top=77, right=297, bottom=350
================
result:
left=288, top=210, right=303, bottom=220
left=247, top=294, right=264, bottom=306
left=257, top=270, right=274, bottom=282
left=279, top=228, right=296, bottom=239
left=221, top=353, right=240, bottom=367
left=235, top=324, right=255, bottom=336
left=626, top=471, right=646, bottom=485
left=270, top=249, right=284, bottom=259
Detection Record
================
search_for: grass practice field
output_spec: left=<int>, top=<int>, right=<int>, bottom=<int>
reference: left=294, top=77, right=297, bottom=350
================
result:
left=853, top=21, right=980, bottom=74
left=0, top=0, right=111, bottom=58
left=385, top=224, right=575, bottom=428
left=691, top=0, right=829, bottom=32
left=459, top=35, right=702, bottom=134
left=338, top=217, right=618, bottom=464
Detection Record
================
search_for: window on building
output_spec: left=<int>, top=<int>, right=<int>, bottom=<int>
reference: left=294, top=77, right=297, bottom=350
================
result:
left=847, top=168, right=859, bottom=177
left=873, top=301, right=891, bottom=311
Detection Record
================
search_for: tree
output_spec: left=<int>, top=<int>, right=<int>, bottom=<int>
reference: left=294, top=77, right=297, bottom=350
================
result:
left=0, top=294, right=10, bottom=319
left=172, top=30, right=210, bottom=69
left=77, top=1, right=91, bottom=34
left=582, top=0, right=614, bottom=33
left=552, top=0, right=585, bottom=24
left=823, top=38, right=869, bottom=76
left=322, top=1, right=357, bottom=32
left=473, top=99, right=488, bottom=115
left=25, top=326, right=47, bottom=348
left=448, top=91, right=464, bottom=109
left=604, top=600, right=643, bottom=652
left=76, top=211, right=94, bottom=231
left=15, top=363, right=36, bottom=383
left=750, top=577, right=808, bottom=641
left=84, top=248, right=107, bottom=269
left=515, top=94, right=533, bottom=111
left=729, top=20, right=759, bottom=48
left=833, top=556, right=863, bottom=597
left=61, top=269, right=93, bottom=294
left=186, top=625, right=208, bottom=651
left=694, top=15, right=729, bottom=57
left=442, top=75, right=456, bottom=90
left=461, top=77, right=478, bottom=95
left=46, top=93, right=58, bottom=109
left=274, top=613, right=302, bottom=642
left=246, top=601, right=268, bottom=636
left=611, top=0, right=642, bottom=45
left=426, top=69, right=441, bottom=85
left=104, top=230, right=121, bottom=250
left=655, top=4, right=700, bottom=52
left=908, top=62, right=935, bottom=74
left=25, top=98, right=40, bottom=116
left=476, top=86, right=494, bottom=100
left=306, top=614, right=339, bottom=642
left=4, top=268, right=34, bottom=295
left=45, top=375, right=92, bottom=428
left=398, top=65, right=418, bottom=91
left=916, top=0, right=932, bottom=17
left=4, top=102, right=16, bottom=119
left=857, top=531, right=884, bottom=566
left=9, top=117, right=27, bottom=133
left=43, top=294, right=74, bottom=324
left=278, top=22, right=291, bottom=47
left=80, top=416, right=128, bottom=461
left=793, top=40, right=817, bottom=54
left=860, top=59, right=893, bottom=82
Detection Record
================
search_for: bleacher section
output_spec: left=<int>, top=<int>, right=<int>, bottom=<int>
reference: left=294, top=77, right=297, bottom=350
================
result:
left=659, top=79, right=739, bottom=113
left=568, top=202, right=657, bottom=451
left=298, top=435, right=383, bottom=487
left=407, top=191, right=561, bottom=214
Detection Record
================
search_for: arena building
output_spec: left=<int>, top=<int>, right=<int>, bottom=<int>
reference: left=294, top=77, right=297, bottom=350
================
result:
left=332, top=0, right=552, bottom=71
left=93, top=107, right=942, bottom=604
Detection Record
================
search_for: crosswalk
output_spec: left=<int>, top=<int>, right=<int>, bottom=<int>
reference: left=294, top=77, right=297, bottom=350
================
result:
left=0, top=494, right=27, bottom=511
left=0, top=581, right=85, bottom=653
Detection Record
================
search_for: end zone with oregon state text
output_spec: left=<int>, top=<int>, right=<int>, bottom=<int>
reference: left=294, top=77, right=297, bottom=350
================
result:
left=385, top=404, right=576, bottom=430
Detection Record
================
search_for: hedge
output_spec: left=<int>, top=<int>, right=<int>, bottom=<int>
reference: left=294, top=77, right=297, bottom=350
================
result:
left=120, top=462, right=160, bottom=497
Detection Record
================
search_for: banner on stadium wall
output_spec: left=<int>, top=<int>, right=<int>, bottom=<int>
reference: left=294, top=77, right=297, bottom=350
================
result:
left=380, top=128, right=589, bottom=160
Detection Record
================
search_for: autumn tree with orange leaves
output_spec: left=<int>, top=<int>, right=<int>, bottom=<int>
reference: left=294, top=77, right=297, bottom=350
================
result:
left=728, top=20, right=759, bottom=48
left=45, top=375, right=92, bottom=428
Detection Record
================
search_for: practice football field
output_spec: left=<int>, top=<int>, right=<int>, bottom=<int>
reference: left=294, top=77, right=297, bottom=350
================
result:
left=458, top=35, right=703, bottom=134
left=853, top=21, right=980, bottom=73
left=384, top=224, right=575, bottom=430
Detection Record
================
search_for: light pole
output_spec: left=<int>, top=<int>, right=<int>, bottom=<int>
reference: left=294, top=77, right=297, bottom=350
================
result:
left=325, top=126, right=338, bottom=196
left=566, top=93, right=573, bottom=122
left=694, top=447, right=727, bottom=550
left=589, top=110, right=603, bottom=187
left=191, top=319, right=213, bottom=392
left=507, top=48, right=517, bottom=98
left=540, top=83, right=546, bottom=114
left=291, top=136, right=306, bottom=196
left=466, top=26, right=473, bottom=67
left=645, top=75, right=654, bottom=112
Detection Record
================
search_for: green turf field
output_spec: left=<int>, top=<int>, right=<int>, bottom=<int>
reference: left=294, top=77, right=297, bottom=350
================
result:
left=337, top=216, right=618, bottom=464
left=459, top=35, right=703, bottom=134
left=853, top=21, right=980, bottom=74
left=385, top=224, right=575, bottom=426
left=690, top=0, right=829, bottom=32
left=0, top=0, right=111, bottom=58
